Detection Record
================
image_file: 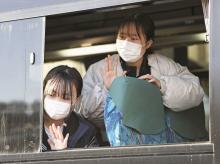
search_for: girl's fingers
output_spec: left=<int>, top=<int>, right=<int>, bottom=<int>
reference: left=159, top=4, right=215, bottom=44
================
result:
left=148, top=79, right=155, bottom=83
left=122, top=71, right=127, bottom=77
left=49, top=125, right=56, bottom=139
left=108, top=55, right=113, bottom=71
left=138, top=74, right=152, bottom=80
left=138, top=75, right=145, bottom=79
left=107, top=56, right=110, bottom=71
left=47, top=139, right=55, bottom=148
left=57, top=126, right=63, bottom=140
left=104, top=57, right=108, bottom=72
left=115, top=56, right=119, bottom=75
left=148, top=78, right=161, bottom=88
left=52, top=123, right=59, bottom=139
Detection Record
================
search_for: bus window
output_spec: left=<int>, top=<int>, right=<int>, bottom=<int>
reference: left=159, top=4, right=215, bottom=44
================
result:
left=44, top=0, right=209, bottom=150
left=0, top=18, right=45, bottom=153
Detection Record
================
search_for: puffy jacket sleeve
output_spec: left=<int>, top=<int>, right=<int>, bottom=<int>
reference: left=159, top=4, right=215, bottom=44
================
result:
left=155, top=55, right=204, bottom=111
left=80, top=60, right=108, bottom=119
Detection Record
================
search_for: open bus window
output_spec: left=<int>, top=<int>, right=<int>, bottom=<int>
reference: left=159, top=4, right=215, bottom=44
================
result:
left=43, top=0, right=209, bottom=151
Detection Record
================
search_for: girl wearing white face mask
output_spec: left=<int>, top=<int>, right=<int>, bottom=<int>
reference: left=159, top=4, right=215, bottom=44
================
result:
left=81, top=13, right=205, bottom=144
left=81, top=13, right=204, bottom=119
left=42, top=65, right=98, bottom=152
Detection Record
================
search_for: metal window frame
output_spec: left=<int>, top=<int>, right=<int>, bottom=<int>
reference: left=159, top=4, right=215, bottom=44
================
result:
left=0, top=143, right=214, bottom=163
left=0, top=0, right=148, bottom=22
left=0, top=0, right=219, bottom=163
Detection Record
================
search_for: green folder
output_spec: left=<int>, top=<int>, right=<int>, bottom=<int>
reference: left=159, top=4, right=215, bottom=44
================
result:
left=166, top=103, right=208, bottom=140
left=109, top=76, right=165, bottom=135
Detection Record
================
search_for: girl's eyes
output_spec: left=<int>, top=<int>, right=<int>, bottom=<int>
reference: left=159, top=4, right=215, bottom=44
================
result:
left=47, top=94, right=71, bottom=101
left=118, top=35, right=125, bottom=39
left=131, top=37, right=139, bottom=41
left=63, top=96, right=71, bottom=100
left=47, top=94, right=54, bottom=98
left=118, top=34, right=139, bottom=41
left=62, top=95, right=71, bottom=100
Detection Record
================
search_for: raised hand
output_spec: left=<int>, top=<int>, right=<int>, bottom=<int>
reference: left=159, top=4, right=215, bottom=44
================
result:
left=102, top=55, right=118, bottom=90
left=138, top=74, right=161, bottom=89
left=47, top=123, right=69, bottom=150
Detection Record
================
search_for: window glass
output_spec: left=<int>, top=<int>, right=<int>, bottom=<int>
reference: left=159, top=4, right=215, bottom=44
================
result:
left=0, top=18, right=44, bottom=153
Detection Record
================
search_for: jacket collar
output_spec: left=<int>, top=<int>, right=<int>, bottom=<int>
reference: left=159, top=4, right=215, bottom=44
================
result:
left=120, top=54, right=151, bottom=77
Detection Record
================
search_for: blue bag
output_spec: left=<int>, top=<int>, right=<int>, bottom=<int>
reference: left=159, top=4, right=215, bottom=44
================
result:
left=104, top=95, right=167, bottom=146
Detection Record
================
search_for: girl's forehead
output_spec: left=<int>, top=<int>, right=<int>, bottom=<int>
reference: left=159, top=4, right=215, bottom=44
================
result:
left=118, top=23, right=147, bottom=43
left=119, top=23, right=138, bottom=35
left=44, top=78, right=77, bottom=99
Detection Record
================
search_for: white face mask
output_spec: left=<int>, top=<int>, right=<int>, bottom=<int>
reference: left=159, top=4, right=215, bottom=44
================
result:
left=44, top=97, right=71, bottom=120
left=116, top=39, right=143, bottom=63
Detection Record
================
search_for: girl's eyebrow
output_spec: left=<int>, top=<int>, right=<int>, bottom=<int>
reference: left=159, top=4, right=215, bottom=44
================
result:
left=119, top=32, right=138, bottom=37
left=118, top=32, right=126, bottom=35
left=130, top=34, right=139, bottom=37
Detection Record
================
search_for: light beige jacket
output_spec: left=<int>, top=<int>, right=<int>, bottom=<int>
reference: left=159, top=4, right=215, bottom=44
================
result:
left=78, top=54, right=204, bottom=119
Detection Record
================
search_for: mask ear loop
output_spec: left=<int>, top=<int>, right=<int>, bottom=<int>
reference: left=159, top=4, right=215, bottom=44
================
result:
left=144, top=39, right=153, bottom=49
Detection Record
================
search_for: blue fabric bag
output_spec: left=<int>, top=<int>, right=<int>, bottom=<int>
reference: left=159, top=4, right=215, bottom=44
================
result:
left=104, top=95, right=167, bottom=146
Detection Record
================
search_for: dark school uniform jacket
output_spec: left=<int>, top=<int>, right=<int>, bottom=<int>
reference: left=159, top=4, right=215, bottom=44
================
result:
left=42, top=112, right=98, bottom=152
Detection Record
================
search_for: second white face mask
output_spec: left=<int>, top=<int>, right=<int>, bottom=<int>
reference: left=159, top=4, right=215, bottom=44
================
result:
left=44, top=97, right=71, bottom=120
left=116, top=39, right=143, bottom=63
